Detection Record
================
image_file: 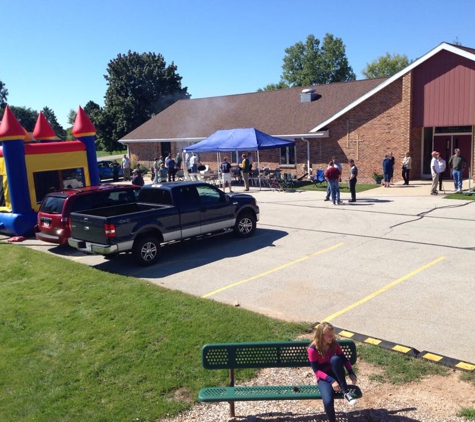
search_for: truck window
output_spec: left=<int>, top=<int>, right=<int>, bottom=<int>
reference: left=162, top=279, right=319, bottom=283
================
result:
left=177, top=186, right=199, bottom=207
left=138, top=188, right=173, bottom=205
left=196, top=185, right=223, bottom=205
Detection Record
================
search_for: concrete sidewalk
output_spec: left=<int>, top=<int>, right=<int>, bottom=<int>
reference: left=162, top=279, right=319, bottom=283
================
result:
left=367, top=179, right=475, bottom=197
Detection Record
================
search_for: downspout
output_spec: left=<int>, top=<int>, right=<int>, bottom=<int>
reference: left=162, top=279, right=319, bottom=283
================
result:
left=301, top=138, right=311, bottom=179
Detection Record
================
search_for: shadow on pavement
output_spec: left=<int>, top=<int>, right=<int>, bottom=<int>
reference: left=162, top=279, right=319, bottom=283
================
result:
left=91, top=228, right=288, bottom=277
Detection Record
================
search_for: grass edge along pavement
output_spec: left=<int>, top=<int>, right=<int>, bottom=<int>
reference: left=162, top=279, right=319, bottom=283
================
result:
left=2, top=245, right=475, bottom=421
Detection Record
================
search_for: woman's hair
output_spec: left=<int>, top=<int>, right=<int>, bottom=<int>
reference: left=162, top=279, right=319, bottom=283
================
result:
left=310, top=322, right=337, bottom=356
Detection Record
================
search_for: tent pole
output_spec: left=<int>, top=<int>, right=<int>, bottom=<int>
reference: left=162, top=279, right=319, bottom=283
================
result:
left=258, top=150, right=261, bottom=190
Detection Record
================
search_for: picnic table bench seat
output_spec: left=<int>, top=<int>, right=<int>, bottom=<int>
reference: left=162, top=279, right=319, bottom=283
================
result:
left=198, top=340, right=362, bottom=417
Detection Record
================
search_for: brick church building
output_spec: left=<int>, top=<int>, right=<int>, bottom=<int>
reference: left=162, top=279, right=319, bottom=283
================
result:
left=120, top=42, right=475, bottom=183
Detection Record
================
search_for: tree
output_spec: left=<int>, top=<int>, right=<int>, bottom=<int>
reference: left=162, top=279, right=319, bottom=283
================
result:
left=362, top=53, right=412, bottom=79
left=42, top=106, right=66, bottom=140
left=8, top=106, right=38, bottom=132
left=82, top=101, right=118, bottom=152
left=103, top=51, right=190, bottom=149
left=67, top=109, right=77, bottom=126
left=257, top=81, right=289, bottom=92
left=0, top=79, right=8, bottom=113
left=281, top=33, right=356, bottom=86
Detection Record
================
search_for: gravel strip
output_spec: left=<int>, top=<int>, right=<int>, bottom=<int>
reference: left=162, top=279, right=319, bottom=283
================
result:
left=162, top=364, right=474, bottom=422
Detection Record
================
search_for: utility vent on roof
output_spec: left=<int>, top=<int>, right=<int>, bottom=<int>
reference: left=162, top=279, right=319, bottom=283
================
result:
left=300, top=88, right=319, bottom=103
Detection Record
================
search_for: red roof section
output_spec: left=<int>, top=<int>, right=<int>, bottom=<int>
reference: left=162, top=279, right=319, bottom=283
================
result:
left=33, top=112, right=56, bottom=140
left=0, top=105, right=26, bottom=141
left=72, top=106, right=96, bottom=137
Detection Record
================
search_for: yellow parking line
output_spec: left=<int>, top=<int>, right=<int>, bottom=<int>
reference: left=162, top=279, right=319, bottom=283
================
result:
left=202, top=243, right=345, bottom=298
left=323, top=256, right=445, bottom=322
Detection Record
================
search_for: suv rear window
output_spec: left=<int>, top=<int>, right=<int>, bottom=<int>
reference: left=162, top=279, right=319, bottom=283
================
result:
left=71, top=189, right=139, bottom=212
left=39, top=196, right=67, bottom=214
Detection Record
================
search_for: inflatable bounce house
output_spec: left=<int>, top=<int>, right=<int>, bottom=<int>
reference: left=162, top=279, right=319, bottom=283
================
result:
left=0, top=105, right=100, bottom=237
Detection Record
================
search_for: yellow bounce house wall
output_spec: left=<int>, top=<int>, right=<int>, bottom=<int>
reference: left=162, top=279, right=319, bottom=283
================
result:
left=25, top=151, right=90, bottom=211
left=0, top=156, right=12, bottom=211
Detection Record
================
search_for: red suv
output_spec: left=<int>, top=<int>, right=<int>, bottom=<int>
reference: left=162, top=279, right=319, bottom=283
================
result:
left=35, top=184, right=140, bottom=245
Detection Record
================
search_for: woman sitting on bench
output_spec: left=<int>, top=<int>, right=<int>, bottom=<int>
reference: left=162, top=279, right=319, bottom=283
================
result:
left=308, top=322, right=358, bottom=422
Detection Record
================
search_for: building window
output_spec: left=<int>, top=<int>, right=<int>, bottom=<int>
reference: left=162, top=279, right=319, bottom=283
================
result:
left=280, top=145, right=296, bottom=165
left=161, top=142, right=171, bottom=158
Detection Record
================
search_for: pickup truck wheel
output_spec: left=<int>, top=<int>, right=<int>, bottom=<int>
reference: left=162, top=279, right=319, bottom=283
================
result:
left=133, top=236, right=161, bottom=266
left=234, top=212, right=256, bottom=238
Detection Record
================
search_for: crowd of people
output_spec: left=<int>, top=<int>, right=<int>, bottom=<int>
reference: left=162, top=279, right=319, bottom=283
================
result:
left=118, top=147, right=470, bottom=197
left=430, top=148, right=468, bottom=195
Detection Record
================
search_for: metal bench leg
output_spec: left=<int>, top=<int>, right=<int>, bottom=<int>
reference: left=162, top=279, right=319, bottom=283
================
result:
left=228, top=401, right=235, bottom=417
left=229, top=368, right=235, bottom=417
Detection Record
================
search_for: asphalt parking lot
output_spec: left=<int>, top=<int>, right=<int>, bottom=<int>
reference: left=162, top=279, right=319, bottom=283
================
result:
left=5, top=180, right=475, bottom=365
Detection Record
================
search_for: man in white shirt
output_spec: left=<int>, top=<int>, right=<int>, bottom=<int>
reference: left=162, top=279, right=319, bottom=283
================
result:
left=430, top=151, right=440, bottom=195
left=121, top=154, right=131, bottom=181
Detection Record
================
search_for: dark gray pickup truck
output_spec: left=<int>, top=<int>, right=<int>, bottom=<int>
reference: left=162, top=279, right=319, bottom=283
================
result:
left=68, top=182, right=260, bottom=266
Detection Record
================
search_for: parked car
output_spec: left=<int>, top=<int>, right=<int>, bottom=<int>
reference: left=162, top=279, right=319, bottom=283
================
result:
left=68, top=182, right=259, bottom=265
left=98, top=160, right=123, bottom=181
left=34, top=184, right=140, bottom=245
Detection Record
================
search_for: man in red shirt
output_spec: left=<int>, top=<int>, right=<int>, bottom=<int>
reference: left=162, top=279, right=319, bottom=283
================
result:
left=324, top=161, right=342, bottom=205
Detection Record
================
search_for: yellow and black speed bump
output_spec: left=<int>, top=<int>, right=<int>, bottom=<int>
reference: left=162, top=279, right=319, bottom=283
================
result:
left=419, top=351, right=475, bottom=372
left=313, top=322, right=419, bottom=357
left=312, top=322, right=475, bottom=372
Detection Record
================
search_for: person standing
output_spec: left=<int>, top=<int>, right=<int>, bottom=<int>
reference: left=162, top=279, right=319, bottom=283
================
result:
left=382, top=154, right=393, bottom=188
left=240, top=153, right=250, bottom=191
left=348, top=159, right=358, bottom=202
left=324, top=161, right=342, bottom=205
left=401, top=152, right=412, bottom=185
left=389, top=152, right=395, bottom=185
left=448, top=148, right=468, bottom=193
left=189, top=154, right=198, bottom=174
left=121, top=154, right=131, bottom=181
left=430, top=151, right=440, bottom=195
left=220, top=157, right=233, bottom=193
left=166, top=155, right=176, bottom=181
left=308, top=322, right=358, bottom=422
left=437, top=153, right=447, bottom=192
left=175, top=152, right=182, bottom=170
left=324, top=156, right=342, bottom=201
left=112, top=159, right=120, bottom=182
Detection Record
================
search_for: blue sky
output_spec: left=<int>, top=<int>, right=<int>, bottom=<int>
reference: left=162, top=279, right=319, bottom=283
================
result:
left=2, top=0, right=474, bottom=129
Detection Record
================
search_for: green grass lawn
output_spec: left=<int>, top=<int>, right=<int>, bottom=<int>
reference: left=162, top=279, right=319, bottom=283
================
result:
left=0, top=244, right=308, bottom=422
left=96, top=150, right=126, bottom=157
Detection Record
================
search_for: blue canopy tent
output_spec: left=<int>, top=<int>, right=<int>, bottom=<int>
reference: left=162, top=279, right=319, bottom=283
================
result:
left=182, top=128, right=296, bottom=188
left=183, top=128, right=295, bottom=152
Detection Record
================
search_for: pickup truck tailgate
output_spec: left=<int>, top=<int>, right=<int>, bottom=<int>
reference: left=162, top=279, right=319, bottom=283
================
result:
left=70, top=214, right=110, bottom=244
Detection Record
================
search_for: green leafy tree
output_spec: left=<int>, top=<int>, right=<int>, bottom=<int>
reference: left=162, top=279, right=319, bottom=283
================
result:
left=0, top=79, right=8, bottom=114
left=103, top=51, right=190, bottom=149
left=362, top=53, right=412, bottom=79
left=281, top=33, right=356, bottom=86
left=67, top=109, right=77, bottom=126
left=83, top=101, right=118, bottom=152
left=9, top=106, right=38, bottom=132
left=257, top=81, right=290, bottom=92
left=42, top=106, right=66, bottom=140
